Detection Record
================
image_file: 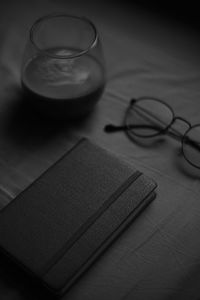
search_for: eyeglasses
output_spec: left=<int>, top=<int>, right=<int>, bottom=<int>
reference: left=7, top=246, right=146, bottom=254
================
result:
left=104, top=97, right=200, bottom=169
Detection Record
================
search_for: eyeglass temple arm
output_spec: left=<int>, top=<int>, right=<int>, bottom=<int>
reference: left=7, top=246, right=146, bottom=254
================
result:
left=105, top=98, right=169, bottom=133
left=104, top=124, right=161, bottom=132
left=104, top=124, right=200, bottom=151
left=105, top=102, right=190, bottom=138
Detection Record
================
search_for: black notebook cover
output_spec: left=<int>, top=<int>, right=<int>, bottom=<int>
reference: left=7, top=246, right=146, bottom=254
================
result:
left=0, top=138, right=157, bottom=295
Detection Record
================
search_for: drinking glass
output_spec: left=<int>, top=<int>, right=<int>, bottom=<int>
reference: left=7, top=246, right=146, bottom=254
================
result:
left=21, top=14, right=106, bottom=119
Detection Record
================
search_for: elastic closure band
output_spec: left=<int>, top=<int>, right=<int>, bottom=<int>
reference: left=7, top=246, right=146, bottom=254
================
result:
left=41, top=170, right=142, bottom=275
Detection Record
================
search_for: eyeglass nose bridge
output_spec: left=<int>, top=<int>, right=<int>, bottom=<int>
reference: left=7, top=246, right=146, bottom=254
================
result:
left=167, top=116, right=192, bottom=138
left=171, top=116, right=192, bottom=128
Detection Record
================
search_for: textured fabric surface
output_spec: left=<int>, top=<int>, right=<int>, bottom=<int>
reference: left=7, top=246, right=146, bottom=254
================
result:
left=0, top=0, right=200, bottom=299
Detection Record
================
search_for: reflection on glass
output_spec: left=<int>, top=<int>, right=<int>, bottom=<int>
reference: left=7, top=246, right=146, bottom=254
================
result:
left=21, top=14, right=106, bottom=119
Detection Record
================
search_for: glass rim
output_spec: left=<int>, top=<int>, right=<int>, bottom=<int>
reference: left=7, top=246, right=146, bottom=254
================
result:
left=30, top=13, right=98, bottom=59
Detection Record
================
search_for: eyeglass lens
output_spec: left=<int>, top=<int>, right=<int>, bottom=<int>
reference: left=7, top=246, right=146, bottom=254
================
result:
left=125, top=98, right=174, bottom=137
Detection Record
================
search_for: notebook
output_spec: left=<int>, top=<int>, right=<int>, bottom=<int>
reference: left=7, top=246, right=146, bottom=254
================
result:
left=0, top=138, right=157, bottom=295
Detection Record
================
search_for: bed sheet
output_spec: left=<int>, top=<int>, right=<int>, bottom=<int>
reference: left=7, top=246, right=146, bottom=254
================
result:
left=0, top=0, right=200, bottom=299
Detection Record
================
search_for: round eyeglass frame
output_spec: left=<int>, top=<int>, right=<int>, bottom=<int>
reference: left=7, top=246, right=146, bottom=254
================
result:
left=124, top=97, right=200, bottom=169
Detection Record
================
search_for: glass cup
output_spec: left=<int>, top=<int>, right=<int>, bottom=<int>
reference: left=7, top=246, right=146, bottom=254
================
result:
left=21, top=14, right=106, bottom=119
